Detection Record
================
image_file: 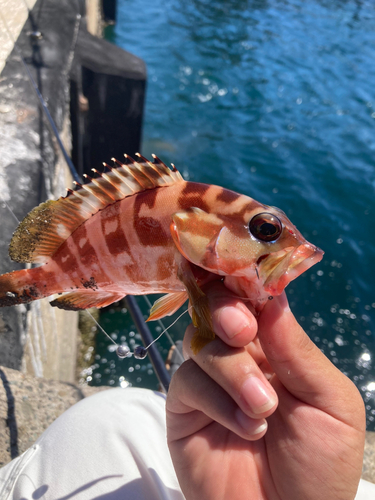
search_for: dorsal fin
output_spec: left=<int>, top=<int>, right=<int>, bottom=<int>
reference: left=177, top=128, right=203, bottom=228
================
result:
left=9, top=155, right=184, bottom=264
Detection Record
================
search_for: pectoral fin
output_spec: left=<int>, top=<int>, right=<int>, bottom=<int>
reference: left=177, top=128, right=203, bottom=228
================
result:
left=146, top=291, right=188, bottom=321
left=177, top=258, right=215, bottom=354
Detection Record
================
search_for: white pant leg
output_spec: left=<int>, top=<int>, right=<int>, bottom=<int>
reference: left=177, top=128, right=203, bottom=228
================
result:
left=355, top=479, right=375, bottom=500
left=0, top=388, right=185, bottom=500
left=1, top=386, right=374, bottom=500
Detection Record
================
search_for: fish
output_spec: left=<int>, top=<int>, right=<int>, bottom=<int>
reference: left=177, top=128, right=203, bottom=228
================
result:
left=0, top=154, right=323, bottom=353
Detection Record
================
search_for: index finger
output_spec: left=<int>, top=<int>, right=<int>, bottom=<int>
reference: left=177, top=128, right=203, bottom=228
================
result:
left=201, top=281, right=258, bottom=348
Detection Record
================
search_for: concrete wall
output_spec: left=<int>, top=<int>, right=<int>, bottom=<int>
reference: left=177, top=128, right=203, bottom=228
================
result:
left=0, top=0, right=146, bottom=384
left=0, top=0, right=85, bottom=382
left=0, top=0, right=38, bottom=74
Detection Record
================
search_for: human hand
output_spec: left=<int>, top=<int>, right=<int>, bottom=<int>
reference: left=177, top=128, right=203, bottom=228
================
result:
left=166, top=281, right=366, bottom=500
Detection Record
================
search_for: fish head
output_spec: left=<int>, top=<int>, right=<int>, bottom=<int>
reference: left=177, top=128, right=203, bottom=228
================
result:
left=170, top=198, right=323, bottom=302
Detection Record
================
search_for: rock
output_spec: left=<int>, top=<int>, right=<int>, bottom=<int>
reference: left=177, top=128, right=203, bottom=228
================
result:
left=363, top=431, right=375, bottom=484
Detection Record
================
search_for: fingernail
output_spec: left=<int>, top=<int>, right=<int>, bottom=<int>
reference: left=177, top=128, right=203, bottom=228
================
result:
left=241, top=376, right=276, bottom=414
left=235, top=408, right=267, bottom=435
left=219, top=307, right=251, bottom=339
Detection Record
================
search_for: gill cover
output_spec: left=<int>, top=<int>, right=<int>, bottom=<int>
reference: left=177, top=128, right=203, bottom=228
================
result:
left=170, top=207, right=252, bottom=275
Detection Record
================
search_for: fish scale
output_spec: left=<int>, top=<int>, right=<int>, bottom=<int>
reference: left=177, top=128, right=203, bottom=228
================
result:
left=0, top=154, right=323, bottom=353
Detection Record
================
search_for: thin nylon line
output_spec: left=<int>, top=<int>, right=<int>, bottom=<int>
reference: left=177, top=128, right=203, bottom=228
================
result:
left=142, top=295, right=177, bottom=347
left=86, top=305, right=191, bottom=354
left=0, top=195, right=20, bottom=224
left=21, top=0, right=31, bottom=11
left=85, top=309, right=117, bottom=346
left=146, top=307, right=191, bottom=350
left=143, top=295, right=185, bottom=363
left=0, top=8, right=81, bottom=183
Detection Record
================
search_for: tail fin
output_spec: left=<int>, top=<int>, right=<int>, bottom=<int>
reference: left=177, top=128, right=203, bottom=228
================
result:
left=0, top=267, right=47, bottom=307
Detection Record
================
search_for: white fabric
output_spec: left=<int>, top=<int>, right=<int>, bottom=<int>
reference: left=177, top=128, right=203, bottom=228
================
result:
left=0, top=387, right=374, bottom=500
left=0, top=388, right=184, bottom=500
left=355, top=479, right=375, bottom=500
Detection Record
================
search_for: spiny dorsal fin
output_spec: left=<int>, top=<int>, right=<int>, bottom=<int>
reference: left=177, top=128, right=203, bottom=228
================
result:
left=9, top=154, right=184, bottom=264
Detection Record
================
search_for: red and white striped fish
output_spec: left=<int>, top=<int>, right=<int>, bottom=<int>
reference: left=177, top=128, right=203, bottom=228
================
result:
left=0, top=154, right=323, bottom=352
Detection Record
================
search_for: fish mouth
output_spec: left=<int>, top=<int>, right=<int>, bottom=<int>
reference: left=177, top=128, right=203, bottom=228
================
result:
left=258, top=243, right=324, bottom=295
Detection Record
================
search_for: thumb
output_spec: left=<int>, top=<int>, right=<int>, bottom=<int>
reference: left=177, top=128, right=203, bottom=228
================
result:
left=258, top=292, right=363, bottom=428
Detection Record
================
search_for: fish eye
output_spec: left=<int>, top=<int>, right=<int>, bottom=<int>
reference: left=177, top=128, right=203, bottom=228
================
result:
left=249, top=212, right=282, bottom=242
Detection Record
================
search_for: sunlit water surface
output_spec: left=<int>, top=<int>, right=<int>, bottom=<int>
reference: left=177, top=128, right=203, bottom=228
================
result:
left=86, top=0, right=375, bottom=429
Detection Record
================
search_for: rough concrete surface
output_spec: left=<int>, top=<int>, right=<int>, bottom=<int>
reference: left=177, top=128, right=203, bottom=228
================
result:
left=0, top=364, right=109, bottom=467
left=21, top=301, right=78, bottom=382
left=363, top=431, right=375, bottom=484
left=0, top=0, right=38, bottom=73
left=85, top=0, right=103, bottom=37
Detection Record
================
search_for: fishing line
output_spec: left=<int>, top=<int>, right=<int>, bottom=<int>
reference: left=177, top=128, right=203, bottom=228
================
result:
left=21, top=0, right=31, bottom=12
left=0, top=6, right=81, bottom=183
left=232, top=294, right=273, bottom=302
left=142, top=295, right=185, bottom=364
left=0, top=196, right=20, bottom=224
left=85, top=309, right=117, bottom=346
left=0, top=4, right=180, bottom=385
left=86, top=306, right=190, bottom=361
left=0, top=196, right=31, bottom=272
left=144, top=306, right=191, bottom=350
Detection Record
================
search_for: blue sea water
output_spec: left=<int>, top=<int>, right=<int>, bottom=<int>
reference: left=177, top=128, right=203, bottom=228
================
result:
left=90, top=0, right=375, bottom=429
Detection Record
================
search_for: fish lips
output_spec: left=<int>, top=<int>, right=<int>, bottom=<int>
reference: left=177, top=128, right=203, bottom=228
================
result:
left=259, top=243, right=324, bottom=296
